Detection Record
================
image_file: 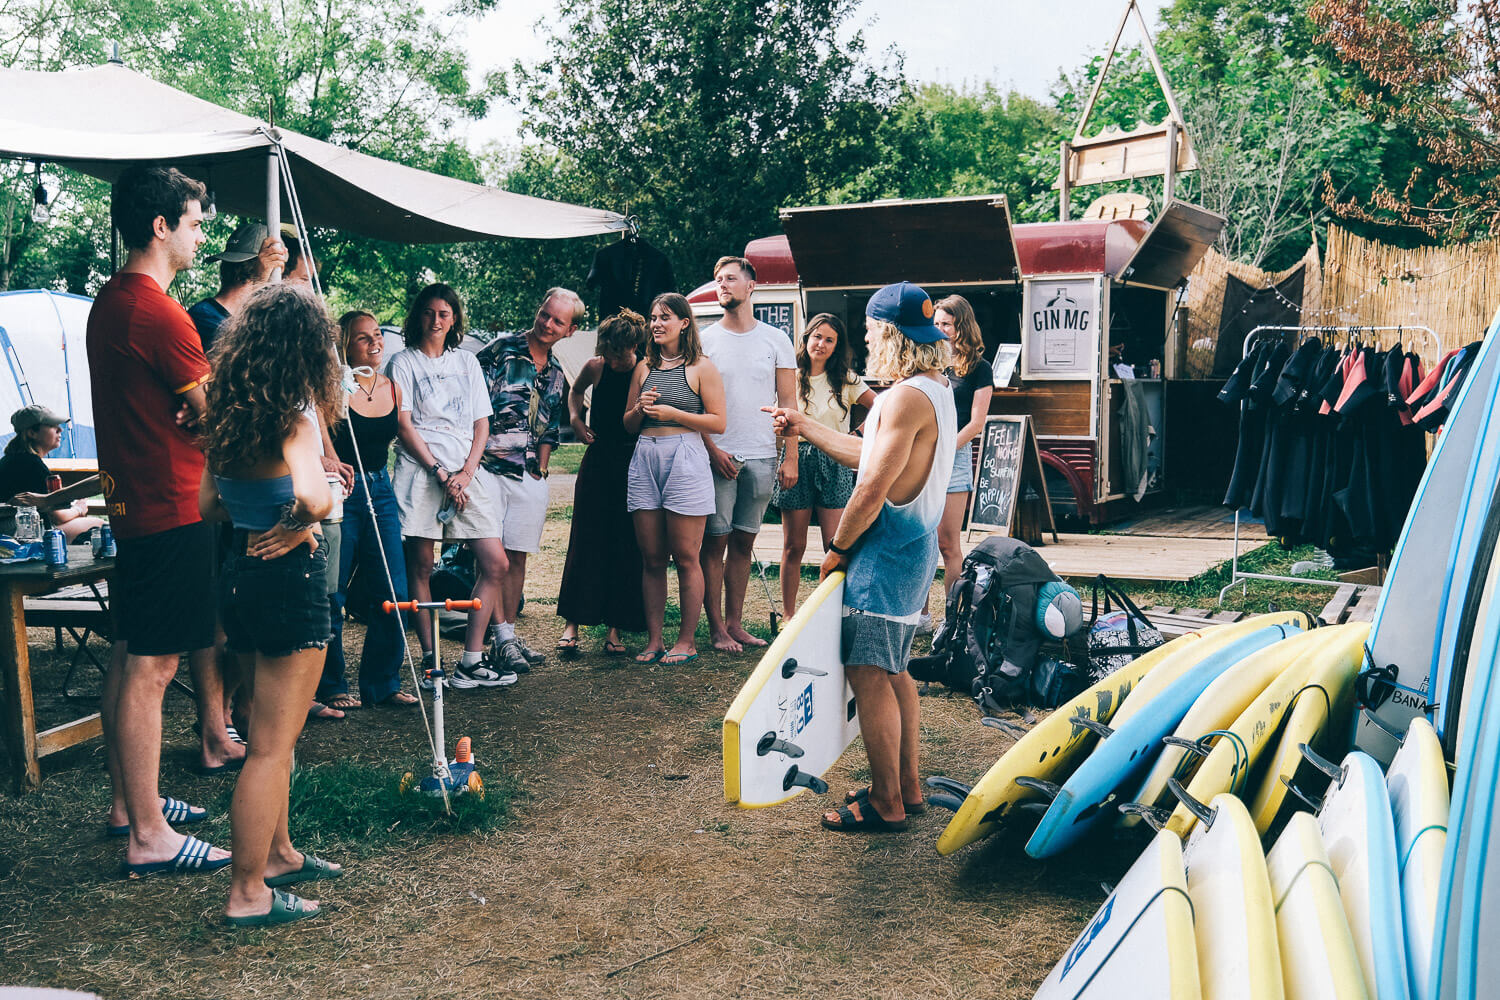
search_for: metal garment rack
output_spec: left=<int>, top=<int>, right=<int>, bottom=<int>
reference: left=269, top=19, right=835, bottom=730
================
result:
left=1218, top=323, right=1441, bottom=603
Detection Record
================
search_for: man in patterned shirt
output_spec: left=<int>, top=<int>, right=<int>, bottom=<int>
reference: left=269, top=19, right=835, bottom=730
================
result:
left=478, top=287, right=584, bottom=674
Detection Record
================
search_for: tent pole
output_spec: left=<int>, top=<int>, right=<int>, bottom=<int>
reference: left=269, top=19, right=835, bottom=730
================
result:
left=266, top=150, right=281, bottom=283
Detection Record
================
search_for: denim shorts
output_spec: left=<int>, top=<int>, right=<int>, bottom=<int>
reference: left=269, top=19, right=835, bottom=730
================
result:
left=947, top=443, right=974, bottom=494
left=219, top=531, right=332, bottom=658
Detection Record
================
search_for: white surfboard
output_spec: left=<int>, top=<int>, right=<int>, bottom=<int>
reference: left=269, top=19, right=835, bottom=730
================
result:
left=1266, top=812, right=1369, bottom=1000
left=723, top=572, right=860, bottom=807
left=1316, top=751, right=1412, bottom=1000
left=1358, top=307, right=1500, bottom=765
left=1387, top=717, right=1448, bottom=1000
left=1182, top=794, right=1285, bottom=1000
left=1033, top=828, right=1200, bottom=1000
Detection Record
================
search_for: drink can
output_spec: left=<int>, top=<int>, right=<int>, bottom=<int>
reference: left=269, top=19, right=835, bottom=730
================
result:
left=325, top=474, right=344, bottom=523
left=44, top=528, right=66, bottom=566
left=100, top=523, right=115, bottom=558
left=46, top=474, right=62, bottom=494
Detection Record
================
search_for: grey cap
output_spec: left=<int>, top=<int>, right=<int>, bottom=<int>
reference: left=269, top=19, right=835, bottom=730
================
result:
left=11, top=404, right=67, bottom=434
left=204, top=222, right=270, bottom=263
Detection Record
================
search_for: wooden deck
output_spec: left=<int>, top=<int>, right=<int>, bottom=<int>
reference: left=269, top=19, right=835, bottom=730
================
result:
left=752, top=524, right=1266, bottom=584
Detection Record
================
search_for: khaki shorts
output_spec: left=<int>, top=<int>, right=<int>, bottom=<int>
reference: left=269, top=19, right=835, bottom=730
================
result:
left=393, top=458, right=505, bottom=540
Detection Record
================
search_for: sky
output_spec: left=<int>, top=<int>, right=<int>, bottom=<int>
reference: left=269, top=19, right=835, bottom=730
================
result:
left=456, top=0, right=1168, bottom=149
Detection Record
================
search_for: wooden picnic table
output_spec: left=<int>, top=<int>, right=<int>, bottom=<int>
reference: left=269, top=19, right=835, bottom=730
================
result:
left=0, top=552, right=113, bottom=793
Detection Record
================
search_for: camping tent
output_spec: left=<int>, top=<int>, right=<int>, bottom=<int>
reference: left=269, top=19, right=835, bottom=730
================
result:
left=0, top=289, right=94, bottom=461
left=0, top=61, right=625, bottom=242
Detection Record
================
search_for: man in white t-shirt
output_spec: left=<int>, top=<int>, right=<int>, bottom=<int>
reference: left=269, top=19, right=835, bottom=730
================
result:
left=698, top=255, right=798, bottom=652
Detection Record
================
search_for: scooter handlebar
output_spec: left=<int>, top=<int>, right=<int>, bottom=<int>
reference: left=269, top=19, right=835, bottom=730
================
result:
left=382, top=598, right=483, bottom=614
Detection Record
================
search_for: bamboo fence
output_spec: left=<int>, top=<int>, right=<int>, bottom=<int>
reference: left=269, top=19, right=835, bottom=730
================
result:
left=1181, top=242, right=1322, bottom=378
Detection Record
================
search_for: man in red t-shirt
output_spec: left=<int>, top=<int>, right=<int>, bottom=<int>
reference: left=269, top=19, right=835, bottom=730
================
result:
left=88, top=166, right=230, bottom=876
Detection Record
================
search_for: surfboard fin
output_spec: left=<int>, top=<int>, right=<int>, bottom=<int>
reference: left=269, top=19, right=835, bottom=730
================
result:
left=1161, top=735, right=1213, bottom=758
left=926, top=775, right=973, bottom=798
left=1297, top=742, right=1343, bottom=781
left=927, top=793, right=965, bottom=813
left=1165, top=777, right=1213, bottom=825
left=780, top=657, right=828, bottom=680
left=980, top=716, right=1029, bottom=739
left=756, top=733, right=804, bottom=758
left=1116, top=801, right=1169, bottom=831
left=1068, top=715, right=1114, bottom=740
left=782, top=765, right=828, bottom=794
left=1014, top=776, right=1061, bottom=799
left=1281, top=775, right=1323, bottom=812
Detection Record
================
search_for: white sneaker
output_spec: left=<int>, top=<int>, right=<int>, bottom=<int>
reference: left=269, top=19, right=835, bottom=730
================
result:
left=454, top=660, right=517, bottom=688
left=916, top=612, right=936, bottom=636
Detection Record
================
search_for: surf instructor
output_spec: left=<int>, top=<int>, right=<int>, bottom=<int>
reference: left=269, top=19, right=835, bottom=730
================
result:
left=764, top=282, right=956, bottom=832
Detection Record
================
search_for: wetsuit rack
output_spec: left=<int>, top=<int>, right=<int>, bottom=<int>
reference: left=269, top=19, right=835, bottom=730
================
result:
left=1217, top=323, right=1440, bottom=605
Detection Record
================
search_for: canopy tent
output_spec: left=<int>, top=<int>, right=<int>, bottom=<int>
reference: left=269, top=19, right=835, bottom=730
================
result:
left=0, top=290, right=95, bottom=461
left=0, top=62, right=626, bottom=242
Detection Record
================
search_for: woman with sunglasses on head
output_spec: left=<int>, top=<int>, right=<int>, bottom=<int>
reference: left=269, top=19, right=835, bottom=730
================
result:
left=770, top=314, right=874, bottom=616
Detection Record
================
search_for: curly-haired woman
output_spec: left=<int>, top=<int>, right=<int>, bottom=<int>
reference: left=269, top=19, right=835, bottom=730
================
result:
left=770, top=314, right=874, bottom=616
left=199, top=283, right=344, bottom=926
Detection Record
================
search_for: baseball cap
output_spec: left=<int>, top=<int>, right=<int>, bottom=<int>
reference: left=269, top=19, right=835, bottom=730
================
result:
left=204, top=222, right=270, bottom=264
left=865, top=282, right=946, bottom=343
left=11, top=404, right=67, bottom=434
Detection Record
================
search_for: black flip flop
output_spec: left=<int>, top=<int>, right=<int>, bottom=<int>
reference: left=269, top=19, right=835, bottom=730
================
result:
left=844, top=786, right=927, bottom=815
left=820, top=801, right=909, bottom=833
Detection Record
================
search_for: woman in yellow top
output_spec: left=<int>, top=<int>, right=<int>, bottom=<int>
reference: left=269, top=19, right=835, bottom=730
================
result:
left=770, top=314, right=875, bottom=615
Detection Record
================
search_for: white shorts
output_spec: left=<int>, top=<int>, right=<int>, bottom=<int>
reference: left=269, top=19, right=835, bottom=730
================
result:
left=393, top=458, right=505, bottom=540
left=496, top=471, right=549, bottom=553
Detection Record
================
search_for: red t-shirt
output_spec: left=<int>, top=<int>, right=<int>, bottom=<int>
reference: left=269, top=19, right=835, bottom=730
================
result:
left=86, top=272, right=211, bottom=539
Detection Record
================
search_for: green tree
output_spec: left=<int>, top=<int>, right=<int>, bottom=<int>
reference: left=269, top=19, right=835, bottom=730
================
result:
left=502, top=0, right=903, bottom=294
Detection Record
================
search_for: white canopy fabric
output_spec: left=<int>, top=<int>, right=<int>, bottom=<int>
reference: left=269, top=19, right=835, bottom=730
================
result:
left=0, top=63, right=626, bottom=243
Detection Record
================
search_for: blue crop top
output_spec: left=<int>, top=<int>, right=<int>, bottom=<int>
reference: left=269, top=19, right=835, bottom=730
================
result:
left=214, top=474, right=295, bottom=531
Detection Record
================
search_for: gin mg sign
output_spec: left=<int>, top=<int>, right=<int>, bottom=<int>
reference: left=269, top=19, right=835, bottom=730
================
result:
left=1022, top=277, right=1103, bottom=380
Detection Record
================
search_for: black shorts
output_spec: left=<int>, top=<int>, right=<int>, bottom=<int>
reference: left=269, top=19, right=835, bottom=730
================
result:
left=113, top=521, right=216, bottom=657
left=219, top=531, right=331, bottom=658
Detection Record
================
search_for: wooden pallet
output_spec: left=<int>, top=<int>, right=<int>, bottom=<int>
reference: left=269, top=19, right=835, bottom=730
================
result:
left=1141, top=606, right=1248, bottom=638
left=1317, top=584, right=1382, bottom=625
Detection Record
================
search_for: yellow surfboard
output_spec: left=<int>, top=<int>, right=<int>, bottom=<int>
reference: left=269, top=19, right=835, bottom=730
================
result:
left=1247, top=630, right=1365, bottom=836
left=1166, top=624, right=1369, bottom=838
left=1184, top=794, right=1286, bottom=1000
left=1124, top=624, right=1324, bottom=829
left=1266, top=812, right=1370, bottom=1000
left=935, top=612, right=1305, bottom=856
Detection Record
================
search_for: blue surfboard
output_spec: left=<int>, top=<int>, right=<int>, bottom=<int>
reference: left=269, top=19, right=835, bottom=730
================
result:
left=1024, top=624, right=1299, bottom=858
left=1359, top=307, right=1500, bottom=765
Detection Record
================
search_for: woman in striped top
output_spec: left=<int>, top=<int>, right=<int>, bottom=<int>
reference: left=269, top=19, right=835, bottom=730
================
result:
left=623, top=293, right=727, bottom=666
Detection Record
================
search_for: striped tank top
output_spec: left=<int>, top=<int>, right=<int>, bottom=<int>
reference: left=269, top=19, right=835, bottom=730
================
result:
left=641, top=362, right=704, bottom=430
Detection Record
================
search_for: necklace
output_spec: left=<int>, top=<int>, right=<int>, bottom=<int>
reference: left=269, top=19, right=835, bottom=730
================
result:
left=354, top=373, right=378, bottom=400
left=659, top=351, right=683, bottom=364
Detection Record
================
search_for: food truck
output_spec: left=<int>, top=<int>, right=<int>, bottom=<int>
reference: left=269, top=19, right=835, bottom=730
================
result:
left=767, top=193, right=1224, bottom=525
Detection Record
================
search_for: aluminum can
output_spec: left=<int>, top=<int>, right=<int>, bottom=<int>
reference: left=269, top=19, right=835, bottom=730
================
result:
left=100, top=524, right=115, bottom=558
left=325, top=474, right=344, bottom=523
left=45, top=474, right=62, bottom=494
left=44, top=528, right=66, bottom=566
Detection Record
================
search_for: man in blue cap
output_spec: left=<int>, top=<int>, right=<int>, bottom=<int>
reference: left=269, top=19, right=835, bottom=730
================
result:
left=764, top=281, right=956, bottom=831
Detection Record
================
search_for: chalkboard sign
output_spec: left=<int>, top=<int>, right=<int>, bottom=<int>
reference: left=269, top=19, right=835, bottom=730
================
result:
left=967, top=415, right=1056, bottom=541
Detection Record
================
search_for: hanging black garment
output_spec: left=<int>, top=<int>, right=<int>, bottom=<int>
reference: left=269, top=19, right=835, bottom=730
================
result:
left=1264, top=338, right=1326, bottom=536
left=1298, top=346, right=1344, bottom=547
left=1211, top=266, right=1306, bottom=377
left=1248, top=342, right=1293, bottom=528
left=1222, top=342, right=1271, bottom=508
left=1413, top=342, right=1481, bottom=431
left=585, top=237, right=677, bottom=320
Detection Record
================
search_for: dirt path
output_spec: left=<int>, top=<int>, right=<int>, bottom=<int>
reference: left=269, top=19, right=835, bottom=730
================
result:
left=0, top=491, right=1129, bottom=999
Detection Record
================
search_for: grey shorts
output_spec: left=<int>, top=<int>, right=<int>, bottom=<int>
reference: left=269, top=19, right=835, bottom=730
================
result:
left=841, top=609, right=918, bottom=674
left=627, top=433, right=716, bottom=516
left=709, top=456, right=775, bottom=536
left=947, top=443, right=974, bottom=493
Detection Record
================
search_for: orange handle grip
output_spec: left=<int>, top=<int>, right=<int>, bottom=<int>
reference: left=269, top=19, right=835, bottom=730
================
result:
left=382, top=600, right=417, bottom=613
left=445, top=598, right=482, bottom=611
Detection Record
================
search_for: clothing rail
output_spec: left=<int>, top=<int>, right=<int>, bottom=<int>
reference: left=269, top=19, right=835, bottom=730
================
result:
left=1218, top=323, right=1440, bottom=604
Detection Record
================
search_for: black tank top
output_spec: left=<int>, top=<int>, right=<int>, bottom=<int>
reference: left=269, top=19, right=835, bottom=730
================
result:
left=334, top=382, right=398, bottom=471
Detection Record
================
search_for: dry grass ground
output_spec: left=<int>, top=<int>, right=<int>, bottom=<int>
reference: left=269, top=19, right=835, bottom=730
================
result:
left=0, top=473, right=1296, bottom=999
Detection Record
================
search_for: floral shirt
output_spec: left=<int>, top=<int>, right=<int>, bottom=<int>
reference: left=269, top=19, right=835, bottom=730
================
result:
left=479, top=331, right=565, bottom=480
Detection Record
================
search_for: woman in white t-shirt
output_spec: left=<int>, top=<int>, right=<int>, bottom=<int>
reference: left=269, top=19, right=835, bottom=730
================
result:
left=388, top=284, right=510, bottom=686
left=770, top=314, right=875, bottom=614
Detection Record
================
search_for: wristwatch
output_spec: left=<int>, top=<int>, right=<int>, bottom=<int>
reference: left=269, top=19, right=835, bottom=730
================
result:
left=431, top=463, right=447, bottom=480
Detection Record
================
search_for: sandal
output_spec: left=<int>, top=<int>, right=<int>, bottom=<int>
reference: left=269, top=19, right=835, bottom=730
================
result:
left=106, top=796, right=208, bottom=838
left=661, top=651, right=699, bottom=666
left=634, top=649, right=664, bottom=664
left=820, top=801, right=909, bottom=833
left=122, top=835, right=232, bottom=878
left=556, top=636, right=581, bottom=661
left=307, top=702, right=345, bottom=722
left=374, top=690, right=419, bottom=708
left=603, top=640, right=627, bottom=657
left=844, top=787, right=928, bottom=816
left=265, top=854, right=343, bottom=888
left=226, top=888, right=321, bottom=927
left=326, top=694, right=361, bottom=711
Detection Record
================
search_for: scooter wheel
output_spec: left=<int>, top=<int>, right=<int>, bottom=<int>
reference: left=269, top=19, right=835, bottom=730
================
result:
left=398, top=771, right=415, bottom=795
left=467, top=770, right=485, bottom=800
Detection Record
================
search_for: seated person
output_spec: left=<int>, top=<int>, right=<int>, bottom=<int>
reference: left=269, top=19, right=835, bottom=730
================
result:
left=0, top=404, right=103, bottom=541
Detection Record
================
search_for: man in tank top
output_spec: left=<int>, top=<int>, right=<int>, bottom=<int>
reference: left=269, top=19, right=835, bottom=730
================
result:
left=765, top=282, right=955, bottom=833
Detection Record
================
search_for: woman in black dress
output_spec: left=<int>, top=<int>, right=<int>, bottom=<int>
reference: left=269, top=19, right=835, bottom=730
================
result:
left=556, top=309, right=650, bottom=657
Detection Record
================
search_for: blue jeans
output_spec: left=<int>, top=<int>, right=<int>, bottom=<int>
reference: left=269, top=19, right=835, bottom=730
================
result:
left=318, top=470, right=409, bottom=704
